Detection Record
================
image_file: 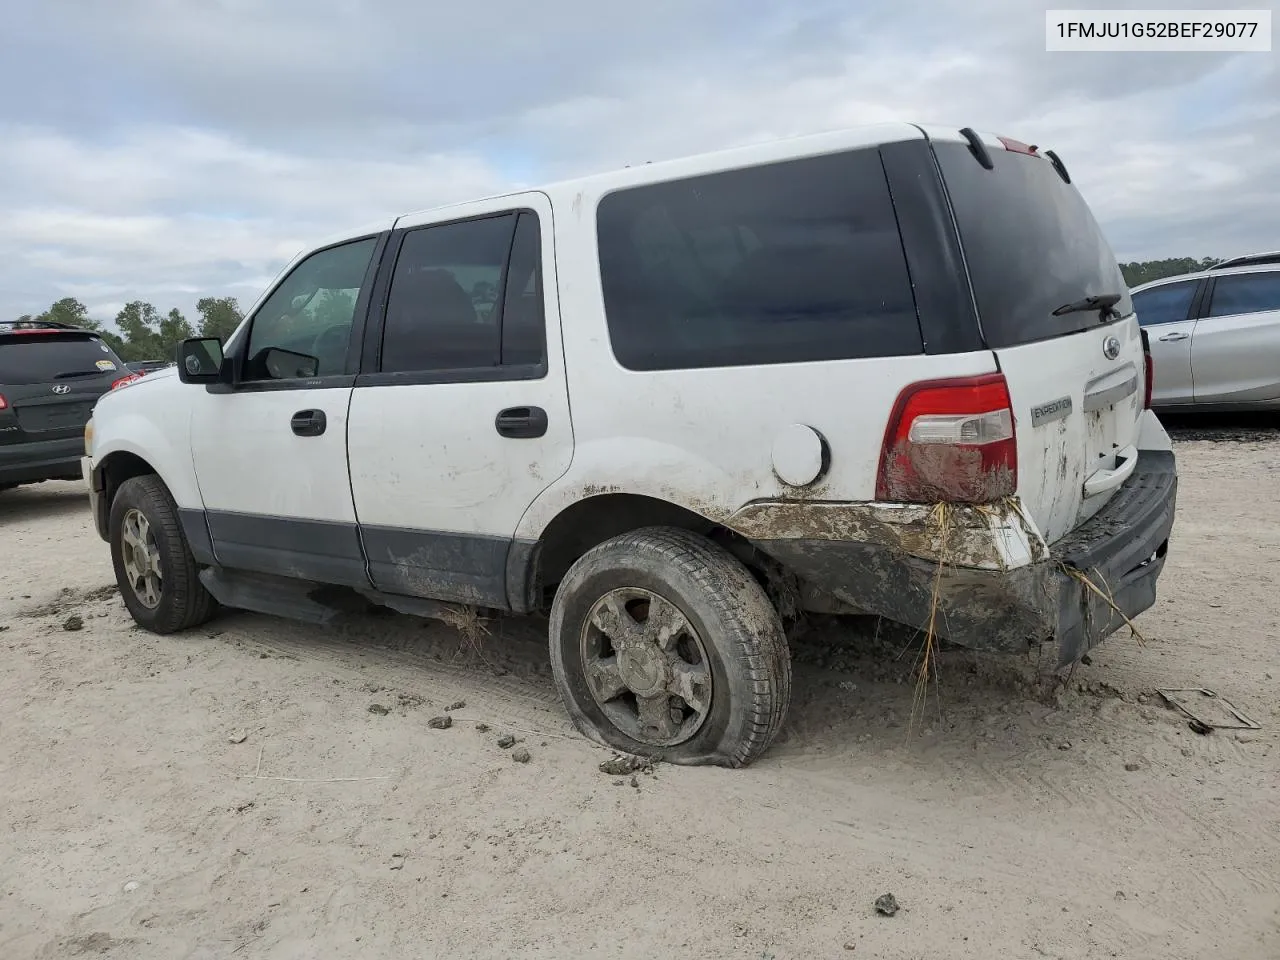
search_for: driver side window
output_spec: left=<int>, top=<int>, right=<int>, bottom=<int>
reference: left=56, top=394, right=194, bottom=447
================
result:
left=243, top=237, right=378, bottom=381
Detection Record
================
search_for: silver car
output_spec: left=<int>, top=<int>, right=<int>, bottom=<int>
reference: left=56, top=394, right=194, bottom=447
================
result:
left=1131, top=252, right=1280, bottom=411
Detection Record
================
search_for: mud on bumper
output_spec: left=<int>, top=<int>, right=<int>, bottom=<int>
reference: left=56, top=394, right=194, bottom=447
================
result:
left=745, top=450, right=1176, bottom=667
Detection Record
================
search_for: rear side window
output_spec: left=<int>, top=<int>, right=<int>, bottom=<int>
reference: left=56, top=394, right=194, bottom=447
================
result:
left=1208, top=272, right=1280, bottom=317
left=380, top=211, right=546, bottom=374
left=1133, top=280, right=1198, bottom=327
left=596, top=148, right=922, bottom=371
left=933, top=142, right=1132, bottom=348
left=0, top=334, right=124, bottom=385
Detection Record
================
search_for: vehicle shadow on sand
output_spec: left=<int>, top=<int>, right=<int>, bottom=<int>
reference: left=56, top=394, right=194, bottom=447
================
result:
left=0, top=481, right=89, bottom=526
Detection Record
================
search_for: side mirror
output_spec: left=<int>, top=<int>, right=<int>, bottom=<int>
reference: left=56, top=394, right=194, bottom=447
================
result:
left=177, top=337, right=225, bottom=384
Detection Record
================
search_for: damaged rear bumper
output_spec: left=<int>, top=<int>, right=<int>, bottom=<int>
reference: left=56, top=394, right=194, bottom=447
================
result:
left=734, top=449, right=1176, bottom=667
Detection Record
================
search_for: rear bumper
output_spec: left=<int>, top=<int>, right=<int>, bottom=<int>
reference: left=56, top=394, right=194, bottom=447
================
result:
left=748, top=449, right=1177, bottom=667
left=0, top=437, right=84, bottom=486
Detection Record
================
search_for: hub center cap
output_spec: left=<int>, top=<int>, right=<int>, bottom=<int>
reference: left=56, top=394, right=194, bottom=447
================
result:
left=618, top=646, right=668, bottom=697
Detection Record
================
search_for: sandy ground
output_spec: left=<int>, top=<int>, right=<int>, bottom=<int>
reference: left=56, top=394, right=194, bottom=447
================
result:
left=1, top=423, right=1278, bottom=960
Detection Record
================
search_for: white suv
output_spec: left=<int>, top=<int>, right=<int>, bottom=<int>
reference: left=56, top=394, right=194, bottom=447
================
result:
left=83, top=123, right=1177, bottom=768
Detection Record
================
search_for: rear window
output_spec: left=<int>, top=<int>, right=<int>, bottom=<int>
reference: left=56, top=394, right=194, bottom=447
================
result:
left=933, top=141, right=1132, bottom=348
left=596, top=148, right=923, bottom=371
left=0, top=333, right=124, bottom=385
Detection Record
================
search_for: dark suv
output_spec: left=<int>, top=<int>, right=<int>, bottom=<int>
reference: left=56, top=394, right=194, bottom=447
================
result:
left=0, top=320, right=134, bottom=492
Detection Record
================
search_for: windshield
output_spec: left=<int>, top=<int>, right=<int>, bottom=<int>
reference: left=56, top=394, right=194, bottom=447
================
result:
left=933, top=141, right=1132, bottom=348
left=0, top=333, right=124, bottom=384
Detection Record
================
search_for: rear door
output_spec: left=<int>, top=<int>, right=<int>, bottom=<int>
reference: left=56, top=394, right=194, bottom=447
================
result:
left=0, top=331, right=124, bottom=445
left=1191, top=270, right=1280, bottom=405
left=346, top=195, right=574, bottom=607
left=931, top=132, right=1144, bottom=543
left=1131, top=278, right=1202, bottom=405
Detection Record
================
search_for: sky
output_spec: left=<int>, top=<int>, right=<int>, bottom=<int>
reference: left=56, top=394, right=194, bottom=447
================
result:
left=1, top=0, right=1276, bottom=324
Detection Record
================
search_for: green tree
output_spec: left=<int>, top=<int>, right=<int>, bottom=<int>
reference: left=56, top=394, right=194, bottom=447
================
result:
left=38, top=297, right=99, bottom=330
left=113, top=301, right=164, bottom=362
left=1119, top=257, right=1221, bottom=288
left=196, top=296, right=244, bottom=342
left=159, top=307, right=194, bottom=358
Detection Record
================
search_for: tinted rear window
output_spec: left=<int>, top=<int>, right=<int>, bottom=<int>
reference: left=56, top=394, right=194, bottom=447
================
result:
left=0, top=334, right=124, bottom=385
left=933, top=141, right=1132, bottom=348
left=596, top=148, right=922, bottom=371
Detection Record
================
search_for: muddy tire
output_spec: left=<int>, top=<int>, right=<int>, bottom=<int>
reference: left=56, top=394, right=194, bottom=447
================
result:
left=109, top=475, right=216, bottom=634
left=549, top=527, right=791, bottom=768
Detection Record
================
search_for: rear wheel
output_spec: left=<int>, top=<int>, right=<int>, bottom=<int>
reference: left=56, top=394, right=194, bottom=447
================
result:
left=549, top=527, right=791, bottom=768
left=109, top=475, right=216, bottom=633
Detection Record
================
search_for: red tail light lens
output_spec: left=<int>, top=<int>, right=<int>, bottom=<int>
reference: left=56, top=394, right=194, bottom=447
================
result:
left=877, top=374, right=1018, bottom=504
left=111, top=373, right=142, bottom=390
left=997, top=136, right=1039, bottom=156
left=0, top=393, right=7, bottom=410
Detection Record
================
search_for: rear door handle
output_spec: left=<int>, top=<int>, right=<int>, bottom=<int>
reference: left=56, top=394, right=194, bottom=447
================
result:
left=495, top=406, right=548, bottom=439
left=290, top=409, right=327, bottom=437
left=1083, top=444, right=1138, bottom=499
left=1158, top=332, right=1189, bottom=342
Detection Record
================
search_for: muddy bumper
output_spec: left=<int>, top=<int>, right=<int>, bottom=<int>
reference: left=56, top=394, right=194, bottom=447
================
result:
left=747, top=450, right=1176, bottom=667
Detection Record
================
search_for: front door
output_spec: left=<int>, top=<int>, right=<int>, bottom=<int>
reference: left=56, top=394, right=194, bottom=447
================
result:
left=346, top=195, right=574, bottom=608
left=190, top=233, right=387, bottom=586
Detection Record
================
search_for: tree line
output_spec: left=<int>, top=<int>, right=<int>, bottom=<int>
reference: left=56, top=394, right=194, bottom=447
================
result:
left=12, top=257, right=1222, bottom=361
left=15, top=297, right=244, bottom=363
left=1118, top=257, right=1220, bottom=288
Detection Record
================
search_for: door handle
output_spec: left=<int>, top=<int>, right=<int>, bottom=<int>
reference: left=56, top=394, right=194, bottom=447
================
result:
left=495, top=406, right=548, bottom=439
left=1157, top=331, right=1189, bottom=342
left=290, top=409, right=327, bottom=437
left=1083, top=444, right=1139, bottom=498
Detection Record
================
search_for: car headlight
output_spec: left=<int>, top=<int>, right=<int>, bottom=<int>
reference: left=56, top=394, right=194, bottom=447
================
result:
left=84, top=418, right=94, bottom=457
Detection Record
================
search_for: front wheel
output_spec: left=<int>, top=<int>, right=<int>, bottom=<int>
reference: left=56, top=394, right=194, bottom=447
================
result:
left=109, top=475, right=216, bottom=633
left=549, top=527, right=791, bottom=768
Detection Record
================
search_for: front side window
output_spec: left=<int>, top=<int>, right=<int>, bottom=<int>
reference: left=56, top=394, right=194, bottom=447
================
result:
left=1132, top=280, right=1197, bottom=327
left=243, top=237, right=378, bottom=381
left=380, top=211, right=545, bottom=374
left=1208, top=272, right=1280, bottom=318
left=596, top=148, right=922, bottom=371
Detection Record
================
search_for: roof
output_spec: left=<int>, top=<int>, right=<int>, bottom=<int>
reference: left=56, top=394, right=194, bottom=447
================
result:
left=1131, top=257, right=1280, bottom=292
left=392, top=121, right=931, bottom=225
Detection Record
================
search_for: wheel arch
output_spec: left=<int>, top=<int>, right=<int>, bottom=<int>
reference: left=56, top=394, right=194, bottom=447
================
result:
left=507, top=492, right=788, bottom=615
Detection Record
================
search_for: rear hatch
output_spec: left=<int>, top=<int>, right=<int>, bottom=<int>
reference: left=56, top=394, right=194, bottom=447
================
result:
left=0, top=331, right=126, bottom=445
left=930, top=131, right=1143, bottom=544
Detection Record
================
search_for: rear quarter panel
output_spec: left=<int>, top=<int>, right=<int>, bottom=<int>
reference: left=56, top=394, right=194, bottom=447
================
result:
left=513, top=150, right=999, bottom=540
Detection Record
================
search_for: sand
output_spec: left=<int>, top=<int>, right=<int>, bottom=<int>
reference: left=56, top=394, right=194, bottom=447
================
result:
left=1, top=428, right=1277, bottom=959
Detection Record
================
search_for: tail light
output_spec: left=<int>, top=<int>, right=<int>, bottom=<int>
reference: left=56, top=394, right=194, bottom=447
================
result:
left=1140, top=329, right=1154, bottom=409
left=0, top=393, right=7, bottom=410
left=877, top=374, right=1018, bottom=504
left=111, top=373, right=142, bottom=390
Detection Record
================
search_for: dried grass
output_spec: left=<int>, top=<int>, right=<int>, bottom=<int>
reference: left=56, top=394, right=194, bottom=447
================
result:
left=436, top=604, right=497, bottom=667
left=908, top=501, right=952, bottom=736
left=1060, top=563, right=1147, bottom=646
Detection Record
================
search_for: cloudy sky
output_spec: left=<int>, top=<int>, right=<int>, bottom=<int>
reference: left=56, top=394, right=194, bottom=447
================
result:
left=1, top=0, right=1276, bottom=324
